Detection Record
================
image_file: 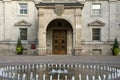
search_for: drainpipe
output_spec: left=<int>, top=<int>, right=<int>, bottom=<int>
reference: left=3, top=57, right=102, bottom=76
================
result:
left=108, top=1, right=110, bottom=42
left=3, top=0, right=5, bottom=41
left=32, top=0, right=38, bottom=42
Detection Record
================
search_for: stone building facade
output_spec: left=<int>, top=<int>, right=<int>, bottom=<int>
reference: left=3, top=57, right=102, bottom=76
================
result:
left=0, top=0, right=37, bottom=55
left=0, top=0, right=120, bottom=55
left=82, top=0, right=120, bottom=55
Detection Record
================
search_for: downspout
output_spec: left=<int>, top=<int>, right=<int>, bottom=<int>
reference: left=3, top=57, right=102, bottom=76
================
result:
left=33, top=0, right=37, bottom=41
left=108, top=0, right=110, bottom=41
left=3, top=0, right=5, bottom=41
left=33, top=0, right=39, bottom=47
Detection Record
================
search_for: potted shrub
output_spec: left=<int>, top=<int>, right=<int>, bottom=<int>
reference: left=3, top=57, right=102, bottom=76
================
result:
left=16, top=38, right=23, bottom=55
left=112, top=38, right=120, bottom=56
left=114, top=48, right=120, bottom=56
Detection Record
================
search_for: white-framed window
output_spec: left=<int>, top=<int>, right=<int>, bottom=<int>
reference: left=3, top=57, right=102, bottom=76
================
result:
left=19, top=28, right=27, bottom=40
left=92, top=28, right=101, bottom=41
left=91, top=3, right=101, bottom=15
left=19, top=3, right=28, bottom=15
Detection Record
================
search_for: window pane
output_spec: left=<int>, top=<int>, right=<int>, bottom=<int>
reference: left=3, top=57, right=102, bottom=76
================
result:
left=92, top=4, right=101, bottom=15
left=24, top=10, right=27, bottom=14
left=92, top=28, right=100, bottom=40
left=20, top=28, right=27, bottom=40
left=20, top=5, right=27, bottom=8
left=92, top=9, right=101, bottom=15
left=19, top=3, right=28, bottom=14
left=92, top=5, right=100, bottom=9
left=20, top=10, right=23, bottom=14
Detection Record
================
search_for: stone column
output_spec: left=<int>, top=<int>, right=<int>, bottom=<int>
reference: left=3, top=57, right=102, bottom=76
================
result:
left=37, top=29, right=46, bottom=56
left=74, top=9, right=82, bottom=56
left=37, top=9, right=46, bottom=56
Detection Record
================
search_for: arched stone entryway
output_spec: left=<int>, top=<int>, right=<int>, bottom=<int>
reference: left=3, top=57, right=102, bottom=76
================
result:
left=36, top=1, right=84, bottom=56
left=46, top=19, right=73, bottom=55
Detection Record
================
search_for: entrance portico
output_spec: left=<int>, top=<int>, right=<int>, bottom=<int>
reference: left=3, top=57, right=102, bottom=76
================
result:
left=36, top=2, right=84, bottom=55
left=47, top=19, right=73, bottom=55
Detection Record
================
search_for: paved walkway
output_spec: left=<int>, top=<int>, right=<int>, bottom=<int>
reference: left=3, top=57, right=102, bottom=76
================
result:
left=0, top=55, right=120, bottom=67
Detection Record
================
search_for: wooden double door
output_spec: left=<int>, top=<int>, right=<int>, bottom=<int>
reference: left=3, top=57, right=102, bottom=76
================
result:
left=53, top=29, right=67, bottom=54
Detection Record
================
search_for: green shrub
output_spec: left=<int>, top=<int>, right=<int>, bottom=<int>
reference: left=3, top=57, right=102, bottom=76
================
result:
left=112, top=38, right=120, bottom=56
left=16, top=38, right=23, bottom=55
left=114, top=48, right=120, bottom=56
left=113, top=38, right=119, bottom=49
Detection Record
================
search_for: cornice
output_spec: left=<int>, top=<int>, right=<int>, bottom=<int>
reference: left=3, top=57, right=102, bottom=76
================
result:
left=2, top=0, right=32, bottom=1
left=85, top=0, right=108, bottom=1
left=85, top=0, right=120, bottom=1
left=88, top=19, right=105, bottom=26
left=15, top=19, right=32, bottom=26
left=35, top=2, right=84, bottom=9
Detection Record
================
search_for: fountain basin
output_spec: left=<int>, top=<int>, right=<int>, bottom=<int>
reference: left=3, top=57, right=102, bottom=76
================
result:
left=0, top=64, right=120, bottom=80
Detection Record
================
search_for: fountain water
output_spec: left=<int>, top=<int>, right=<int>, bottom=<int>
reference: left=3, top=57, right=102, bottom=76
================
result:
left=17, top=74, right=20, bottom=80
left=92, top=75, right=95, bottom=80
left=86, top=75, right=89, bottom=80
left=30, top=72, right=33, bottom=80
left=0, top=64, right=119, bottom=80
left=43, top=74, right=46, bottom=80
left=50, top=75, right=52, bottom=80
left=65, top=75, right=67, bottom=80
left=98, top=75, right=101, bottom=80
left=36, top=74, right=39, bottom=80
left=57, top=74, right=60, bottom=80
left=12, top=73, right=15, bottom=79
left=79, top=74, right=81, bottom=80
left=72, top=76, right=75, bottom=80
left=103, top=74, right=106, bottom=80
left=22, top=73, right=26, bottom=80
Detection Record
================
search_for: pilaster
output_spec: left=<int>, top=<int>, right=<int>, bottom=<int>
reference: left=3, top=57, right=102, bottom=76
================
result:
left=37, top=29, right=46, bottom=56
left=74, top=9, right=82, bottom=56
left=37, top=10, right=46, bottom=56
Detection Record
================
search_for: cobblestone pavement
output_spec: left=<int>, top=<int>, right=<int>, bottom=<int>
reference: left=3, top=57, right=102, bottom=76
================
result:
left=0, top=55, right=119, bottom=67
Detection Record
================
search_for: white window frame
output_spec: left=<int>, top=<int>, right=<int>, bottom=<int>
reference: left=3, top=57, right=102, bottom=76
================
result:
left=91, top=3, right=101, bottom=16
left=18, top=3, right=28, bottom=15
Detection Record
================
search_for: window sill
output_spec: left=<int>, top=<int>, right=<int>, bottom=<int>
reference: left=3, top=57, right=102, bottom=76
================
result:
left=21, top=40, right=29, bottom=44
left=90, top=14, right=102, bottom=17
left=18, top=14, right=28, bottom=17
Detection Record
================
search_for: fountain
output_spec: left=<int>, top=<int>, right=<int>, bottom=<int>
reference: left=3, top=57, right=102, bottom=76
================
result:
left=17, top=74, right=20, bottom=80
left=57, top=74, right=60, bottom=80
left=36, top=74, right=39, bottom=80
left=43, top=74, right=46, bottom=80
left=65, top=75, right=67, bottom=80
left=86, top=75, right=89, bottom=80
left=0, top=64, right=119, bottom=80
left=50, top=75, right=52, bottom=80
left=30, top=72, right=33, bottom=79
left=22, top=73, right=26, bottom=80
left=103, top=75, right=106, bottom=79
left=79, top=74, right=81, bottom=80
left=92, top=75, right=95, bottom=80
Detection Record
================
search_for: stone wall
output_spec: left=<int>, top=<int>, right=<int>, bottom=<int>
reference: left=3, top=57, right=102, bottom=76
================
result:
left=0, top=43, right=16, bottom=55
left=0, top=41, right=116, bottom=55
left=81, top=42, right=114, bottom=55
left=0, top=42, right=38, bottom=55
